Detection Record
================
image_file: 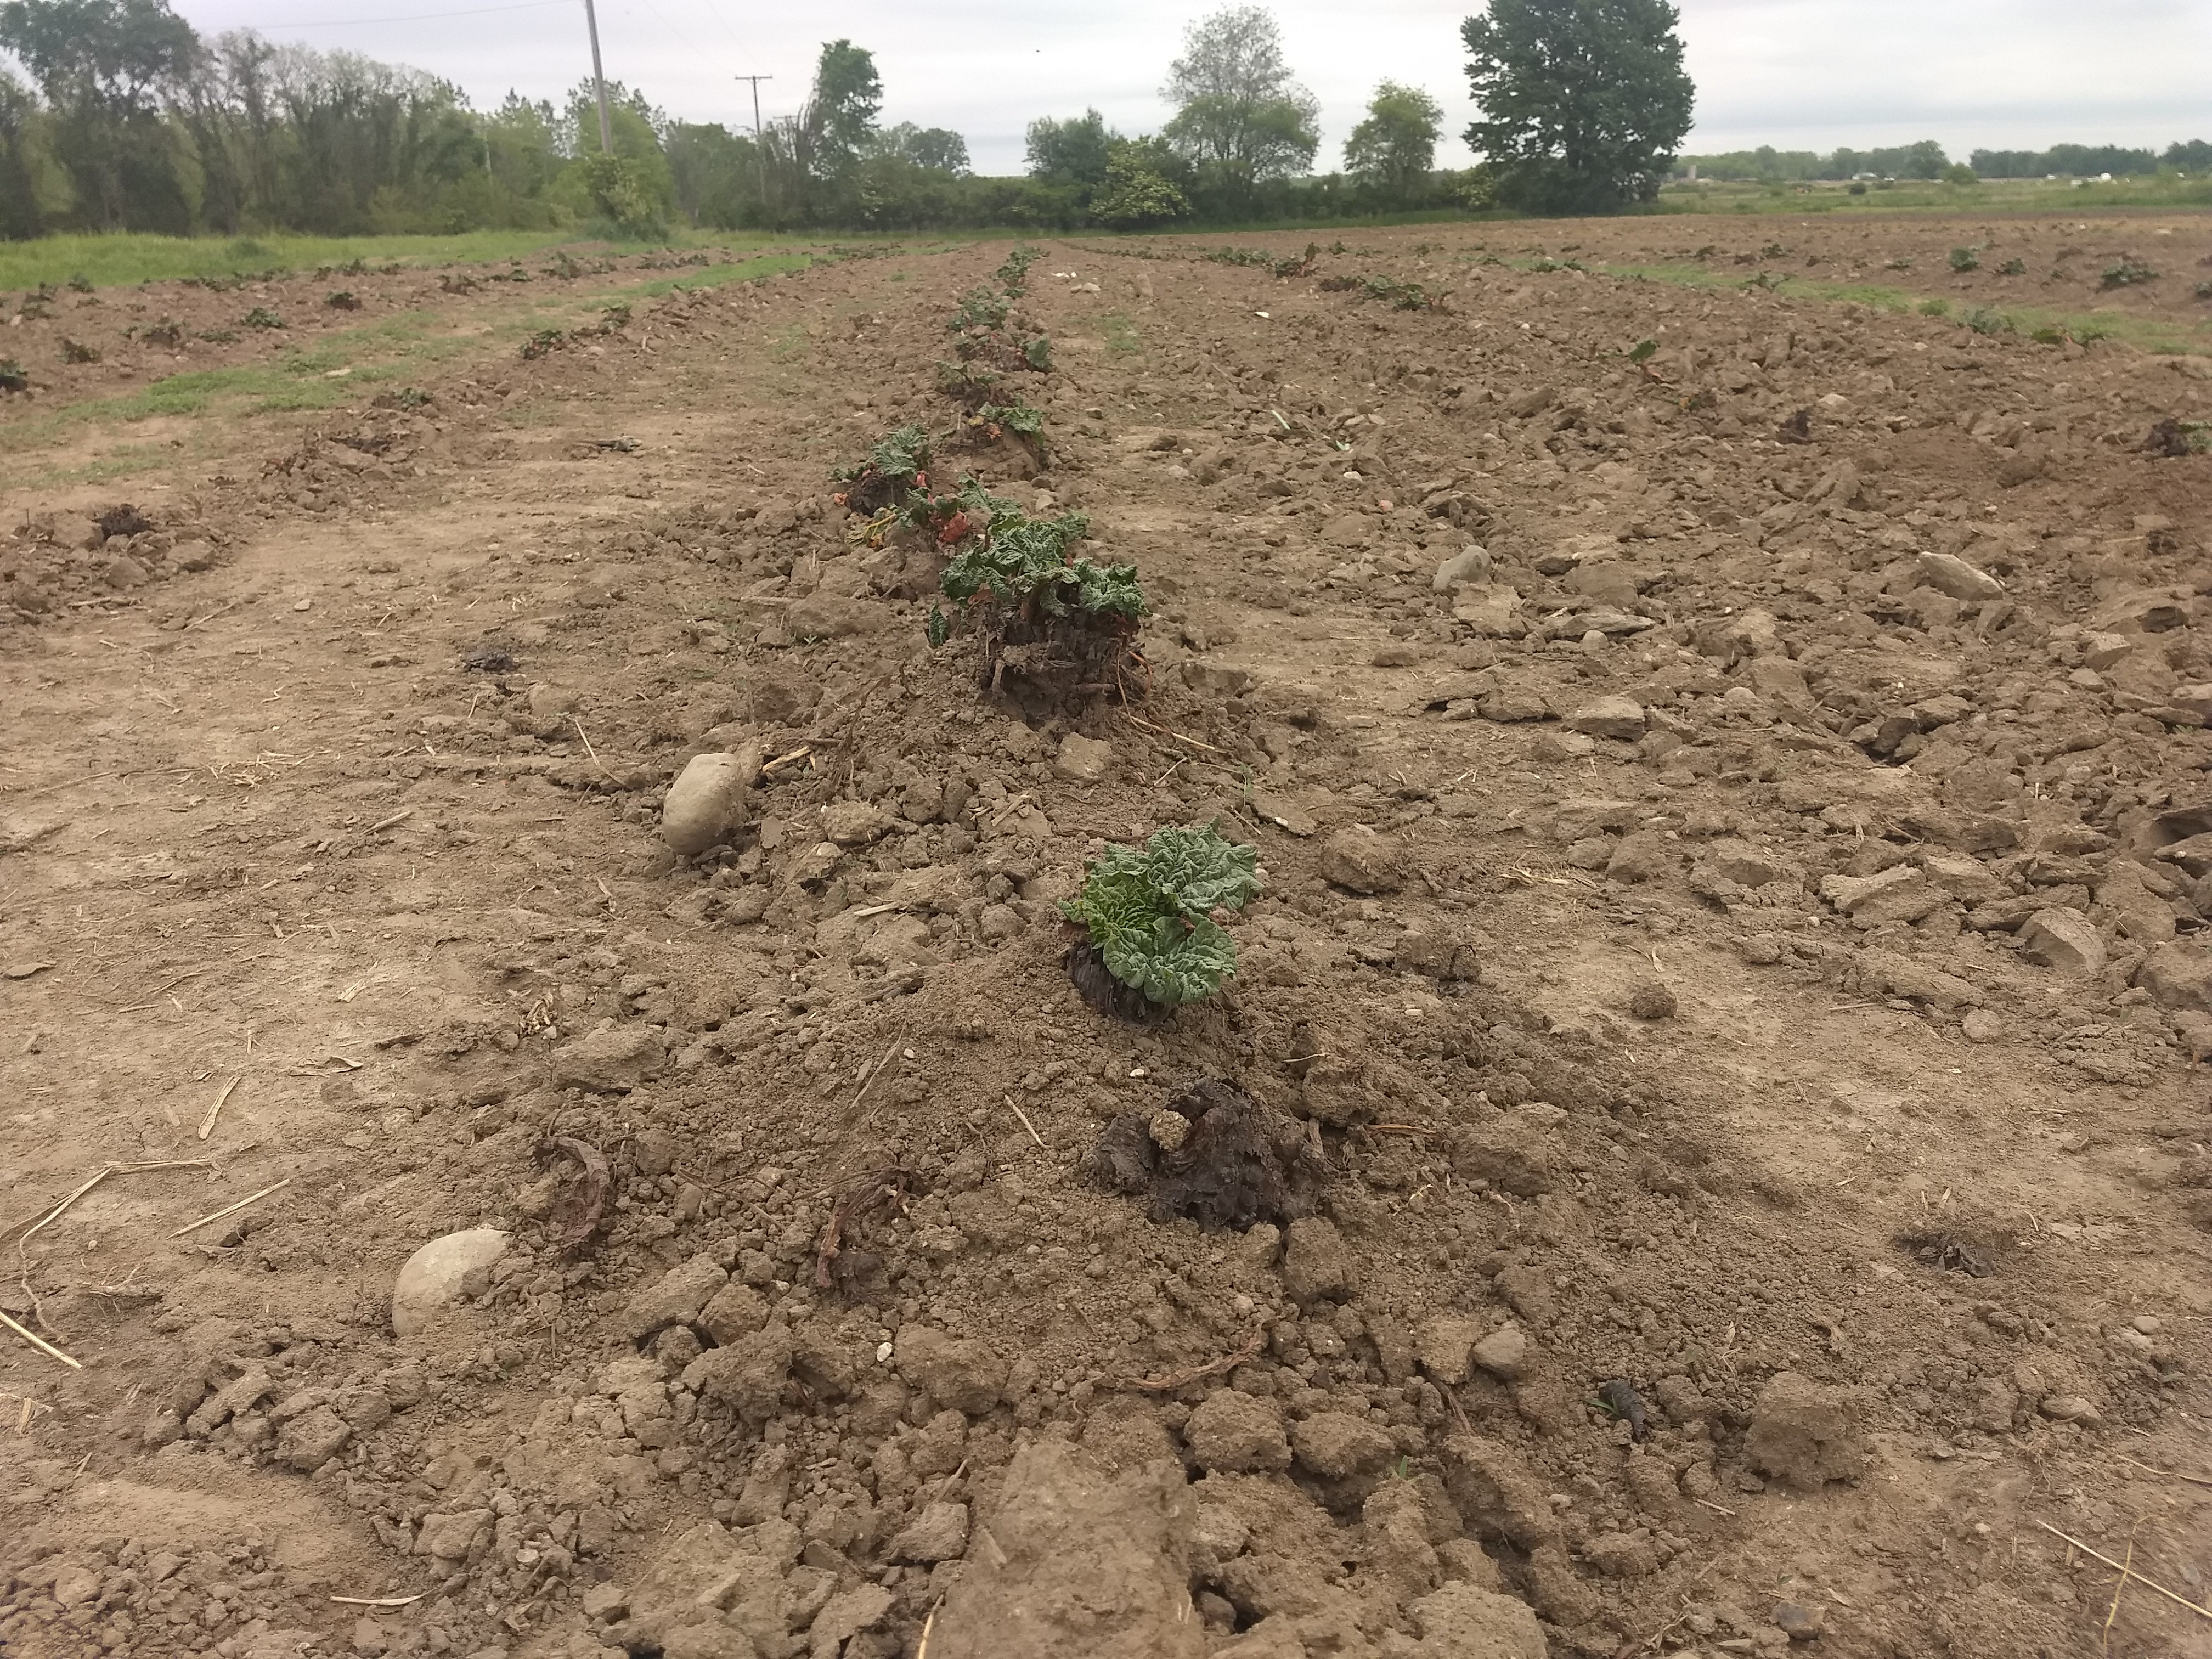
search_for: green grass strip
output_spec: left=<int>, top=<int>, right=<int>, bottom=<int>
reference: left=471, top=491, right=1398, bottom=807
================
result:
left=0, top=251, right=818, bottom=485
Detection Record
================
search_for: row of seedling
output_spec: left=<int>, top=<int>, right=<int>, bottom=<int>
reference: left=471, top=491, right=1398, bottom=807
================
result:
left=815, top=247, right=1263, bottom=1026
left=1317, top=272, right=1437, bottom=311
left=829, top=244, right=1147, bottom=702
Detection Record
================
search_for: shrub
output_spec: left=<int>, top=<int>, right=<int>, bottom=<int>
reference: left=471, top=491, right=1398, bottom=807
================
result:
left=0, top=358, right=27, bottom=392
left=1918, top=299, right=1949, bottom=317
left=1964, top=307, right=2013, bottom=336
left=1060, top=824, right=1261, bottom=1013
left=61, top=337, right=99, bottom=363
left=326, top=290, right=361, bottom=310
left=240, top=307, right=284, bottom=329
left=1846, top=181, right=1866, bottom=196
left=1997, top=257, right=2026, bottom=275
left=2101, top=256, right=2156, bottom=289
left=1092, top=149, right=1190, bottom=228
left=574, top=153, right=668, bottom=238
left=1948, top=246, right=1979, bottom=272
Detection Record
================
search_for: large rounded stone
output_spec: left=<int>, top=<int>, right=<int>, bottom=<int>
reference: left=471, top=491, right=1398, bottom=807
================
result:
left=661, top=743, right=761, bottom=856
left=391, top=1228, right=510, bottom=1337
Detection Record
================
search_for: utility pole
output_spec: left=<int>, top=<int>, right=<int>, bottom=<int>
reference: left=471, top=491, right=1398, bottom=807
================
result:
left=735, top=74, right=771, bottom=217
left=582, top=0, right=612, bottom=154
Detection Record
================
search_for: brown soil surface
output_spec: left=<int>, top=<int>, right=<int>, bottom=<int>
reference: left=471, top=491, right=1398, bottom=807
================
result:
left=3, top=215, right=2211, bottom=1659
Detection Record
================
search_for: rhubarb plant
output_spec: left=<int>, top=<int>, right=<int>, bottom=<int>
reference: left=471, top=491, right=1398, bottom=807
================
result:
left=936, top=508, right=1141, bottom=625
left=1061, top=825, right=1261, bottom=1009
left=831, top=422, right=933, bottom=515
left=967, top=398, right=1047, bottom=460
left=927, top=500, right=1144, bottom=693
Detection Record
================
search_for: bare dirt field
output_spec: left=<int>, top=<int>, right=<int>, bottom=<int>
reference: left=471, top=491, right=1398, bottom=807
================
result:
left=3, top=209, right=2211, bottom=1659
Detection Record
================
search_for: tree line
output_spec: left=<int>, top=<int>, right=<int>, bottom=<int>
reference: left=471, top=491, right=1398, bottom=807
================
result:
left=0, top=0, right=1711, bottom=239
left=1678, top=138, right=2210, bottom=185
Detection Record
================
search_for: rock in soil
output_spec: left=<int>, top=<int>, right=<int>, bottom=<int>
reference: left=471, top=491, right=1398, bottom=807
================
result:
left=390, top=1227, right=510, bottom=1337
left=660, top=743, right=761, bottom=855
left=1417, top=1313, right=1482, bottom=1386
left=1318, top=824, right=1403, bottom=894
left=1471, top=1324, right=1532, bottom=1381
left=1282, top=1215, right=1353, bottom=1301
left=2018, top=907, right=2106, bottom=977
left=552, top=1023, right=668, bottom=1092
left=604, top=1516, right=804, bottom=1656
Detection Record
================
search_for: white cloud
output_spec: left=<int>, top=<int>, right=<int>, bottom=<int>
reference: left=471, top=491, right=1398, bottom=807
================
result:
left=177, top=0, right=2212, bottom=172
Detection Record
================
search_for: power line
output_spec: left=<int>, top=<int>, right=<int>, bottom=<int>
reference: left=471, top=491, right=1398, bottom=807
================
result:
left=616, top=0, right=712, bottom=75
left=236, top=0, right=567, bottom=28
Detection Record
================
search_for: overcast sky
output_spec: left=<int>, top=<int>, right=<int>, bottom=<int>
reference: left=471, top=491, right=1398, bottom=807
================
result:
left=174, top=0, right=2211, bottom=170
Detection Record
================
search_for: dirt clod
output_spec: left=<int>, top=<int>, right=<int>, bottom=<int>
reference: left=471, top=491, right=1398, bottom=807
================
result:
left=94, top=503, right=152, bottom=540
left=1745, top=1370, right=1865, bottom=1488
left=1065, top=938, right=1166, bottom=1023
left=930, top=1441, right=1204, bottom=1659
left=1086, top=1077, right=1327, bottom=1230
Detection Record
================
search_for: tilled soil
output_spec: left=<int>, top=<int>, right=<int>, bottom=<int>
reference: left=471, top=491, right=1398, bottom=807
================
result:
left=2, top=215, right=2210, bottom=1659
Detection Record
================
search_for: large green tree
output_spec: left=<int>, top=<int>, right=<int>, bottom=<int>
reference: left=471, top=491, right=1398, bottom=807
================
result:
left=0, top=0, right=196, bottom=229
left=1092, top=137, right=1192, bottom=228
left=0, top=67, right=46, bottom=236
left=1344, top=81, right=1442, bottom=202
left=810, top=38, right=880, bottom=172
left=1025, top=108, right=1113, bottom=188
left=1160, top=5, right=1318, bottom=209
left=868, top=121, right=968, bottom=174
left=1460, top=0, right=1692, bottom=214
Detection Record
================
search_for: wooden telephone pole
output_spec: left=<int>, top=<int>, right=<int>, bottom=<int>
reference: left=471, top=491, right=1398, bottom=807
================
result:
left=581, top=0, right=612, bottom=154
left=735, top=74, right=772, bottom=215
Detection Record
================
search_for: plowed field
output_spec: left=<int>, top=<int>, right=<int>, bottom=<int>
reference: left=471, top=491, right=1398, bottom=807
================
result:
left=4, top=212, right=2211, bottom=1659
